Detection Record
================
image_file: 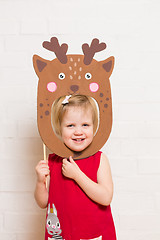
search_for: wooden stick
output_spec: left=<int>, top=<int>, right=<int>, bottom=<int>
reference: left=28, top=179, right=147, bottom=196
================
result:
left=43, top=143, right=48, bottom=188
left=43, top=143, right=47, bottom=160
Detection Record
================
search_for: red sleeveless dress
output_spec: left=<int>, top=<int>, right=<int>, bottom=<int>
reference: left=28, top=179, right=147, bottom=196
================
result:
left=45, top=151, right=116, bottom=240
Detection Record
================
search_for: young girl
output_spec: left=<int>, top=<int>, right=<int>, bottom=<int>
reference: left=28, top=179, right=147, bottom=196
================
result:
left=35, top=95, right=117, bottom=240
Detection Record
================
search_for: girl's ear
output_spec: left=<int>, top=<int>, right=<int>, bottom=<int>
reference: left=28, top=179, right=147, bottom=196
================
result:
left=33, top=55, right=50, bottom=77
left=100, top=56, right=115, bottom=77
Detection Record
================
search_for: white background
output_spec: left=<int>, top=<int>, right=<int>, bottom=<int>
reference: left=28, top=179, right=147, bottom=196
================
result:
left=0, top=0, right=160, bottom=239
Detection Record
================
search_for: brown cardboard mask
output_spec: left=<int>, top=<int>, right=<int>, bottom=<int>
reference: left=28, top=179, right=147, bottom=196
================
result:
left=33, top=37, right=114, bottom=159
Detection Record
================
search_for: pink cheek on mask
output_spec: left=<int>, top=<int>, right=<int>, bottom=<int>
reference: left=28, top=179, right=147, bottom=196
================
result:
left=89, top=82, right=99, bottom=92
left=46, top=224, right=49, bottom=228
left=47, top=82, right=57, bottom=92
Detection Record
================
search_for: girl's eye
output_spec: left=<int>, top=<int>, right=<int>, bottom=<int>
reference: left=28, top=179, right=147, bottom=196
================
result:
left=83, top=123, right=89, bottom=127
left=85, top=72, right=92, bottom=80
left=59, top=72, right=65, bottom=80
left=67, top=124, right=74, bottom=128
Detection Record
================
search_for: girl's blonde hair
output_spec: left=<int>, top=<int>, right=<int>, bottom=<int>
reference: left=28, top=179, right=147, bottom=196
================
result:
left=51, top=94, right=99, bottom=137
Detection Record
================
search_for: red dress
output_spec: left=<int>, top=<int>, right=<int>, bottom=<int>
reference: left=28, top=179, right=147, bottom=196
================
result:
left=45, top=151, right=116, bottom=240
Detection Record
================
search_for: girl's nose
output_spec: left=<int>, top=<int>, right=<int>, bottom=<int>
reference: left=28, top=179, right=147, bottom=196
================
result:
left=74, top=127, right=82, bottom=135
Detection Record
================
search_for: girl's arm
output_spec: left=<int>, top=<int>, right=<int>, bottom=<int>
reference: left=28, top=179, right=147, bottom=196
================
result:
left=62, top=153, right=113, bottom=206
left=34, top=160, right=50, bottom=208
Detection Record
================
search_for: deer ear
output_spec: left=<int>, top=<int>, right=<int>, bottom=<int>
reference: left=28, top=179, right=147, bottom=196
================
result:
left=33, top=55, right=49, bottom=77
left=101, top=56, right=115, bottom=77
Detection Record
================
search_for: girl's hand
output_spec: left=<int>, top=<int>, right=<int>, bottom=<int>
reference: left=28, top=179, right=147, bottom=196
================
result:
left=62, top=156, right=80, bottom=180
left=35, top=160, right=50, bottom=184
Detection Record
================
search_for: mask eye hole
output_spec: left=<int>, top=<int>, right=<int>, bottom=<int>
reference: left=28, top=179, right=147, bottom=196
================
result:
left=85, top=73, right=92, bottom=80
left=59, top=73, right=65, bottom=80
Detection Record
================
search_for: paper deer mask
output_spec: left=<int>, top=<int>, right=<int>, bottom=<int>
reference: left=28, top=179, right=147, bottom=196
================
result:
left=33, top=37, right=114, bottom=159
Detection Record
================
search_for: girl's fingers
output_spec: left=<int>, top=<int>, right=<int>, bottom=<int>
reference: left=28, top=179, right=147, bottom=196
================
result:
left=62, top=158, right=67, bottom=164
left=36, top=166, right=49, bottom=173
left=37, top=167, right=50, bottom=173
left=69, top=156, right=74, bottom=163
left=39, top=160, right=48, bottom=165
left=62, top=163, right=66, bottom=170
left=36, top=161, right=49, bottom=176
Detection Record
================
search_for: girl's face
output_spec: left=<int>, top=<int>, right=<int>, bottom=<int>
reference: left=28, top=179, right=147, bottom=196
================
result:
left=61, top=106, right=94, bottom=152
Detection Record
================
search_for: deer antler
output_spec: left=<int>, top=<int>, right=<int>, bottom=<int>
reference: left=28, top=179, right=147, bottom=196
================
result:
left=82, top=38, right=106, bottom=65
left=43, top=37, right=68, bottom=64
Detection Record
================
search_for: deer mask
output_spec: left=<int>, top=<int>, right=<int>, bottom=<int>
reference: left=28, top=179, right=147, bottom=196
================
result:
left=33, top=37, right=114, bottom=159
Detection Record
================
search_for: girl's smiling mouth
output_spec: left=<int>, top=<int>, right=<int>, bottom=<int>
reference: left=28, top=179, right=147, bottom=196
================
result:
left=72, top=138, right=85, bottom=142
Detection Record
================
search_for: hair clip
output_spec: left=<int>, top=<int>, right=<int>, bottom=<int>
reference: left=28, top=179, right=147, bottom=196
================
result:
left=62, top=95, right=72, bottom=105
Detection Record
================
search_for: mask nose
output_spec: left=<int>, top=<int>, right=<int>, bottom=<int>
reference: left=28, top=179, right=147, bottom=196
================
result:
left=70, top=85, right=79, bottom=93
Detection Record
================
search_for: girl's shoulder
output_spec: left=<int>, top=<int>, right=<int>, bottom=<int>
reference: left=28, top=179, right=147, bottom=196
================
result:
left=98, top=152, right=110, bottom=171
left=92, top=150, right=102, bottom=159
left=95, top=151, right=109, bottom=162
left=97, top=152, right=113, bottom=195
left=100, top=152, right=109, bottom=165
left=100, top=151, right=108, bottom=160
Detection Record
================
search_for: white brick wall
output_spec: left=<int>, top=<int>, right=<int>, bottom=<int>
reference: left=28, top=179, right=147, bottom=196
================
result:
left=0, top=0, right=160, bottom=239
